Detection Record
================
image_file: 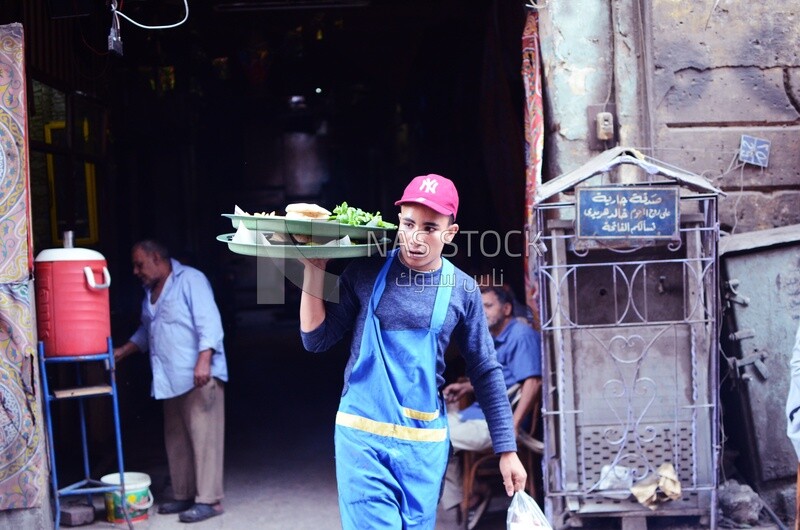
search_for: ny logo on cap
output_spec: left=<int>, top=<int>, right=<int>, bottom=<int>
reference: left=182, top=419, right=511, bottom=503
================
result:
left=419, top=177, right=439, bottom=194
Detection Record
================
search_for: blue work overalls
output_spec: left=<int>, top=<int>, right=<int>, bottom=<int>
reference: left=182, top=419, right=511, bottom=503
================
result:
left=334, top=250, right=453, bottom=529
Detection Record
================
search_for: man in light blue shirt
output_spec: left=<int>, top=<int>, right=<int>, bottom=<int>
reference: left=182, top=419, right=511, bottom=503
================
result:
left=115, top=240, right=227, bottom=524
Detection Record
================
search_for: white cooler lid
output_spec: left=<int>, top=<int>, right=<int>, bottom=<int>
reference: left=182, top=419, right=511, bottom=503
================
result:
left=35, top=247, right=106, bottom=262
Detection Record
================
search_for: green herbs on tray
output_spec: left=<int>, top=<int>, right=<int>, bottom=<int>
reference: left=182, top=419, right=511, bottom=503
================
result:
left=330, top=202, right=397, bottom=229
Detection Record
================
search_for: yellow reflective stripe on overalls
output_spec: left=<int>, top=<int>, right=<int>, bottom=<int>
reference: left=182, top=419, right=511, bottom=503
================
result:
left=336, top=411, right=447, bottom=442
left=402, top=407, right=439, bottom=421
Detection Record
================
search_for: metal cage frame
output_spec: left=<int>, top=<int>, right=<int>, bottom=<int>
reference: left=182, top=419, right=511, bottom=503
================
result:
left=531, top=149, right=722, bottom=529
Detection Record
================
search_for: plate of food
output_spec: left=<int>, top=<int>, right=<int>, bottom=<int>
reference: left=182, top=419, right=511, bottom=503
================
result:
left=216, top=233, right=391, bottom=259
left=223, top=202, right=397, bottom=242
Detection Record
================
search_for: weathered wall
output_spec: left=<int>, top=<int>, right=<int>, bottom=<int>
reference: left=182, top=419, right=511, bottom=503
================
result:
left=537, top=0, right=800, bottom=520
left=537, top=0, right=614, bottom=177
left=539, top=0, right=800, bottom=234
left=650, top=1, right=800, bottom=233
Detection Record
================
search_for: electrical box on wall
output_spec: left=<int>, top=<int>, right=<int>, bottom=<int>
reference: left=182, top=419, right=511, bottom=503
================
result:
left=596, top=112, right=614, bottom=140
left=587, top=104, right=616, bottom=150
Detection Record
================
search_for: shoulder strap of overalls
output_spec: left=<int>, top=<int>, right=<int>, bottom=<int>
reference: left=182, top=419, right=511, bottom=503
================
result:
left=429, top=257, right=454, bottom=332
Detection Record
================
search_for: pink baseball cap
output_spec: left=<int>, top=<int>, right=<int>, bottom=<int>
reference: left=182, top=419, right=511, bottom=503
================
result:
left=394, top=174, right=459, bottom=219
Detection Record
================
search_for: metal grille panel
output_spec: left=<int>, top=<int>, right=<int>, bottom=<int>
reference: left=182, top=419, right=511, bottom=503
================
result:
left=536, top=193, right=720, bottom=527
left=575, top=424, right=703, bottom=511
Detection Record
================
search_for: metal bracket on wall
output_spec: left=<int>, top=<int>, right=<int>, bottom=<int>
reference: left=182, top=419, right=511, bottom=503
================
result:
left=728, top=328, right=755, bottom=341
left=724, top=291, right=750, bottom=306
left=732, top=351, right=769, bottom=381
left=723, top=279, right=750, bottom=306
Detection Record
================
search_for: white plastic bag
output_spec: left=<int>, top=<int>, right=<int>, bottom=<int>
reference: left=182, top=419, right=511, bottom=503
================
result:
left=506, top=490, right=552, bottom=530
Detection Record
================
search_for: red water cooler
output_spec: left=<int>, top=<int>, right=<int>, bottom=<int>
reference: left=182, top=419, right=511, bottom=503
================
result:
left=35, top=246, right=112, bottom=357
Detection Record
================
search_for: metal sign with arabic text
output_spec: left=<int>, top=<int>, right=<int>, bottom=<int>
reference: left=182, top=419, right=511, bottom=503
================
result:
left=576, top=186, right=679, bottom=240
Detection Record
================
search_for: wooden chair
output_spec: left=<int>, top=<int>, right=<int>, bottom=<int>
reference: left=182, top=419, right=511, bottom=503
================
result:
left=460, top=384, right=544, bottom=518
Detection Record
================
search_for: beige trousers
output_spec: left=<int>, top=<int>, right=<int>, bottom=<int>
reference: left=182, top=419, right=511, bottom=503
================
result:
left=163, top=378, right=225, bottom=504
left=439, top=411, right=493, bottom=511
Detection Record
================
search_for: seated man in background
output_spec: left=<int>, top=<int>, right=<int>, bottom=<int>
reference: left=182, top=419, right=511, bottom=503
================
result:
left=436, top=284, right=542, bottom=530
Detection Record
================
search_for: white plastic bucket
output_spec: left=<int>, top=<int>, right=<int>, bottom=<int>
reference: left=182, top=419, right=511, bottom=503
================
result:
left=100, top=472, right=153, bottom=523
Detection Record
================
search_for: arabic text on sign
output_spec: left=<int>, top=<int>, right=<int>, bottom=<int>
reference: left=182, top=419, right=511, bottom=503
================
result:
left=577, top=187, right=678, bottom=239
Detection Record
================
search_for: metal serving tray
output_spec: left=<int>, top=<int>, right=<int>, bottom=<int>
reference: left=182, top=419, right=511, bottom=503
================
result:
left=222, top=214, right=395, bottom=242
left=216, top=233, right=390, bottom=259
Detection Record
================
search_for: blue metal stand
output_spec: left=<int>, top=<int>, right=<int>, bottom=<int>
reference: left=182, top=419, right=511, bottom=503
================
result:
left=38, top=338, right=132, bottom=529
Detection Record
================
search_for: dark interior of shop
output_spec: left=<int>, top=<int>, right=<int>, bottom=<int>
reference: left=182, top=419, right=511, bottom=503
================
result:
left=3, top=0, right=532, bottom=495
